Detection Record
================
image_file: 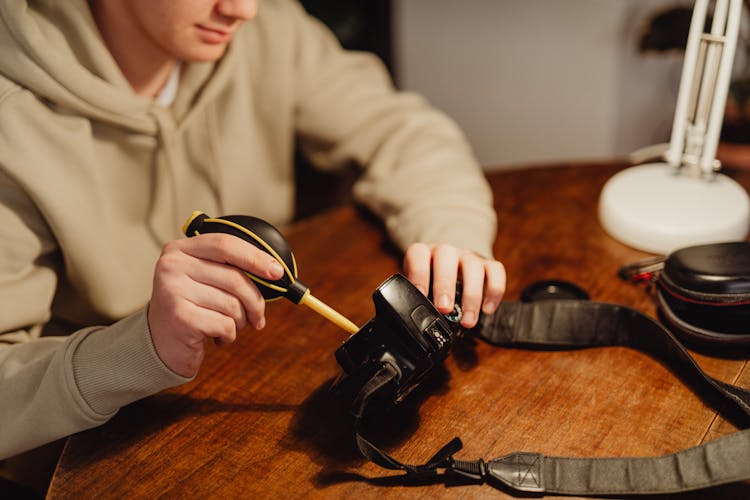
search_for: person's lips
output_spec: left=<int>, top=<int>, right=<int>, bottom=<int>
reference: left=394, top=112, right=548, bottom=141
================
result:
left=196, top=24, right=233, bottom=44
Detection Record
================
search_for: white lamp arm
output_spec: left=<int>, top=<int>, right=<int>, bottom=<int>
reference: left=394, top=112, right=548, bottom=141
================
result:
left=665, top=0, right=744, bottom=178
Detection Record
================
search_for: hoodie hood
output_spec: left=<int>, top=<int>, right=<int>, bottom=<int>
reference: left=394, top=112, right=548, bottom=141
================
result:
left=0, top=0, right=245, bottom=244
left=0, top=0, right=226, bottom=134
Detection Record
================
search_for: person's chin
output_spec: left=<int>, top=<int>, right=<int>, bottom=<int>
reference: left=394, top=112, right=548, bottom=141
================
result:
left=181, top=44, right=229, bottom=62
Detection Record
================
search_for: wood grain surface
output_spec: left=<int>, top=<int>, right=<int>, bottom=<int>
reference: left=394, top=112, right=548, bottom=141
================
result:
left=47, top=163, right=750, bottom=499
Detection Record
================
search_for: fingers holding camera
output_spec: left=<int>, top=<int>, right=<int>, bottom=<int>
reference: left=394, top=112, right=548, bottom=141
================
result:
left=403, top=242, right=507, bottom=328
left=148, top=234, right=284, bottom=377
left=456, top=252, right=484, bottom=327
left=430, top=244, right=460, bottom=314
left=480, top=259, right=506, bottom=314
left=454, top=250, right=506, bottom=328
left=404, top=242, right=460, bottom=312
left=403, top=242, right=434, bottom=297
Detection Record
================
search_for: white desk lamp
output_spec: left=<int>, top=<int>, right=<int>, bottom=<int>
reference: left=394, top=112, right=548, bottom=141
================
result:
left=599, top=0, right=750, bottom=254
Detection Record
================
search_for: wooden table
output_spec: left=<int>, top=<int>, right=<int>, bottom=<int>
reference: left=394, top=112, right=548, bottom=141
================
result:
left=48, top=163, right=750, bottom=498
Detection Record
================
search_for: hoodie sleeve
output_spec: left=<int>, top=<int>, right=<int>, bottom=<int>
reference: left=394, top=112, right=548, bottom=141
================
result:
left=0, top=169, right=190, bottom=460
left=287, top=1, right=497, bottom=258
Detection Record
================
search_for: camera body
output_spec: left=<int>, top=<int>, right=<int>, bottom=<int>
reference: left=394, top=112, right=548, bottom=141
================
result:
left=331, top=274, right=462, bottom=410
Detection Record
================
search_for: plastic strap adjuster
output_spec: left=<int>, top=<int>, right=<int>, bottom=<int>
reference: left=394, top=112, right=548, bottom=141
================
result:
left=447, top=458, right=486, bottom=483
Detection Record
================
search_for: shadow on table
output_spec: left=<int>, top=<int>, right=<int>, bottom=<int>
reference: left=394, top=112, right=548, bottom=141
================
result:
left=281, top=363, right=454, bottom=467
left=64, top=393, right=297, bottom=469
left=281, top=330, right=484, bottom=473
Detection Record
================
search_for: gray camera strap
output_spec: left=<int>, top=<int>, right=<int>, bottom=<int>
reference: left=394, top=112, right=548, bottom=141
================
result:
left=351, top=300, right=750, bottom=495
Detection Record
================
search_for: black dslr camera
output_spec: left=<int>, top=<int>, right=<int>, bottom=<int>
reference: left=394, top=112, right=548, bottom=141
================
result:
left=331, top=274, right=463, bottom=410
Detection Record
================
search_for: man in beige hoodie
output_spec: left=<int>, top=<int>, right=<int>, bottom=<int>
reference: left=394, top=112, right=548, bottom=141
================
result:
left=0, top=0, right=504, bottom=480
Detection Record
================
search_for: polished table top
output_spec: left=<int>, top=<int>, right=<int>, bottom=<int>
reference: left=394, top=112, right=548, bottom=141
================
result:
left=48, top=163, right=750, bottom=498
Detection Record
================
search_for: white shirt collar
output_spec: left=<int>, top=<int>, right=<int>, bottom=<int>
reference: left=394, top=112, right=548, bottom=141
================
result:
left=155, top=62, right=181, bottom=107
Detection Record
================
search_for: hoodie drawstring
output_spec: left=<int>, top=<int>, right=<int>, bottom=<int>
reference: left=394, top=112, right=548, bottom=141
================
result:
left=148, top=108, right=183, bottom=244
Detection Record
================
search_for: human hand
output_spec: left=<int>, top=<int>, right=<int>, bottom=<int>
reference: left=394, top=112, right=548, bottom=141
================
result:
left=403, top=243, right=505, bottom=328
left=147, top=233, right=284, bottom=377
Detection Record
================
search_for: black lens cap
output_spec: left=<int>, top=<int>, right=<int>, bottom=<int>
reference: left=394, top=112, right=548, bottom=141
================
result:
left=520, top=280, right=589, bottom=303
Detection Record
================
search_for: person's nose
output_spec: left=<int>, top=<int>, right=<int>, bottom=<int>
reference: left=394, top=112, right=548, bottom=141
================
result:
left=216, top=0, right=258, bottom=22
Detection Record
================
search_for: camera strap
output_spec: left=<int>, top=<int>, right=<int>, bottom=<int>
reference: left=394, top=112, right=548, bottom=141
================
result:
left=350, top=300, right=750, bottom=495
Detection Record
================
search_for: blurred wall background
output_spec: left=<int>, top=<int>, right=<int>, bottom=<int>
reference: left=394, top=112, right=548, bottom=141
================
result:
left=391, top=0, right=688, bottom=169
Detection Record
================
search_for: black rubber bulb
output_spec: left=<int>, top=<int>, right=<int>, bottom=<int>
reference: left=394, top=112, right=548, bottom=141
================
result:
left=183, top=211, right=359, bottom=333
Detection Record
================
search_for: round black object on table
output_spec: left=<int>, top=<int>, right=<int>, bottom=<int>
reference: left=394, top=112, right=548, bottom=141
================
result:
left=520, top=280, right=590, bottom=303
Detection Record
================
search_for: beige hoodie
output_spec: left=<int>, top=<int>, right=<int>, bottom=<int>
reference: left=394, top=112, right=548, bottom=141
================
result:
left=0, top=0, right=496, bottom=459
